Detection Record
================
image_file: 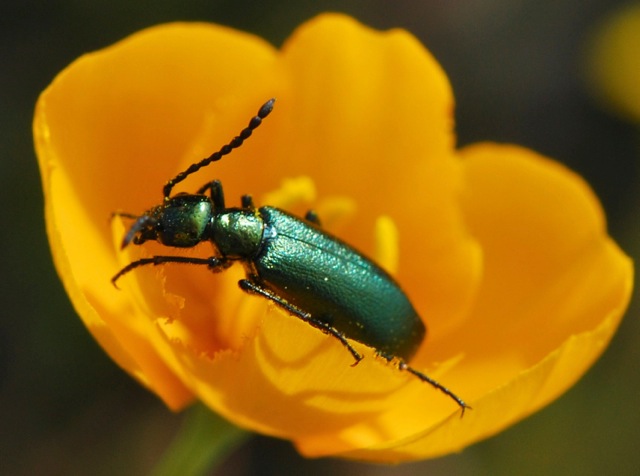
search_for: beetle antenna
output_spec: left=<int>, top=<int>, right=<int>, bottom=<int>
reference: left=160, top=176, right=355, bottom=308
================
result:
left=163, top=98, right=275, bottom=200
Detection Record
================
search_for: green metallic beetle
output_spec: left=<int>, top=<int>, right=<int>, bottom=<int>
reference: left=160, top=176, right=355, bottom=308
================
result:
left=113, top=99, right=469, bottom=413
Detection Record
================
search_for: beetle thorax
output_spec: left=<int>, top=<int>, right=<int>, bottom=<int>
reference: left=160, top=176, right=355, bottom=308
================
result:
left=212, top=210, right=264, bottom=259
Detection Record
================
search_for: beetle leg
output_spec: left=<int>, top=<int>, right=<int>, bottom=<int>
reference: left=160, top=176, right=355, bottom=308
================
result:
left=241, top=194, right=255, bottom=210
left=238, top=279, right=363, bottom=365
left=111, top=211, right=139, bottom=220
left=197, top=180, right=225, bottom=210
left=394, top=358, right=470, bottom=415
left=112, top=255, right=230, bottom=288
left=304, top=210, right=321, bottom=226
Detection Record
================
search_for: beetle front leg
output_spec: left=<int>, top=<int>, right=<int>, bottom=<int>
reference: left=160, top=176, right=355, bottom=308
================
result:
left=111, top=211, right=139, bottom=220
left=112, top=255, right=231, bottom=287
left=238, top=279, right=363, bottom=365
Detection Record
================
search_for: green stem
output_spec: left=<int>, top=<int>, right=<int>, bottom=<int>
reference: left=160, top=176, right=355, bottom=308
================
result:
left=151, top=404, right=250, bottom=476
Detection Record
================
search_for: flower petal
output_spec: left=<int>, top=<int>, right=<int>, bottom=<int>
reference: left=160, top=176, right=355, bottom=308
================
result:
left=34, top=22, right=282, bottom=408
left=337, top=143, right=632, bottom=461
left=301, top=143, right=632, bottom=461
left=277, top=13, right=483, bottom=339
left=456, top=143, right=631, bottom=369
left=339, top=307, right=624, bottom=462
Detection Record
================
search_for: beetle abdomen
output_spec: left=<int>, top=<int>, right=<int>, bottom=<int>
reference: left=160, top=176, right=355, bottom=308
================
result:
left=253, top=207, right=426, bottom=361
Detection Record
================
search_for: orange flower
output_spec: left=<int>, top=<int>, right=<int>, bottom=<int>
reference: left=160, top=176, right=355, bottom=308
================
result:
left=34, top=14, right=632, bottom=462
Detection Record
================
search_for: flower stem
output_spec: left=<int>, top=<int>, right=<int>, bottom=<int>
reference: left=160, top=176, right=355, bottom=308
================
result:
left=151, top=404, right=250, bottom=476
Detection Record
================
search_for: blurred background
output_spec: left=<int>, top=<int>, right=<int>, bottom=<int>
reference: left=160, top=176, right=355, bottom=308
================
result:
left=1, top=1, right=638, bottom=475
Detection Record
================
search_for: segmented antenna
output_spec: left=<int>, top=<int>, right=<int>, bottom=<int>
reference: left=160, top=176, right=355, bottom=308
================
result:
left=163, top=98, right=276, bottom=200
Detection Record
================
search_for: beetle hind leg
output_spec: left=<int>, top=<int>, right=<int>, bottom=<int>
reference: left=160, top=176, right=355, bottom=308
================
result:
left=395, top=359, right=471, bottom=416
left=304, top=210, right=321, bottom=226
left=238, top=279, right=362, bottom=365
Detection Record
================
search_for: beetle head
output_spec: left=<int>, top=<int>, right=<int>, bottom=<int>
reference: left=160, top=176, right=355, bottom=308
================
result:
left=121, top=195, right=213, bottom=249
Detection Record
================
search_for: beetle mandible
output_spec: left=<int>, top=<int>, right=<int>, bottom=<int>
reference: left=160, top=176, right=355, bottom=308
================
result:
left=112, top=99, right=469, bottom=414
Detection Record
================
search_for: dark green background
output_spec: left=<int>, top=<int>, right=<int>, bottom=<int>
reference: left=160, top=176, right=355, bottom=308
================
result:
left=1, top=1, right=638, bottom=475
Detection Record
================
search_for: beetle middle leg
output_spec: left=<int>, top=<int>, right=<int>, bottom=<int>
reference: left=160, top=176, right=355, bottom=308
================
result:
left=241, top=194, right=255, bottom=209
left=238, top=279, right=363, bottom=365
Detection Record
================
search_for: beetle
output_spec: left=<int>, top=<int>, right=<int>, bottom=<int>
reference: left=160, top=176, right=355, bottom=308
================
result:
left=112, top=98, right=469, bottom=414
